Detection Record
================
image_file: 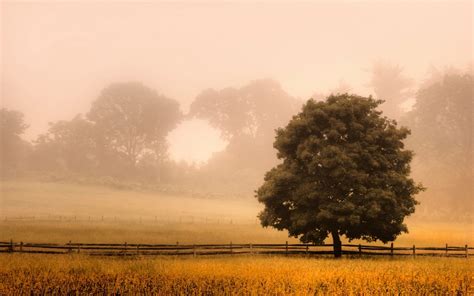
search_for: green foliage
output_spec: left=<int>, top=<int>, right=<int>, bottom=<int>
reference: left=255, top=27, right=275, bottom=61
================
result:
left=256, top=94, right=424, bottom=251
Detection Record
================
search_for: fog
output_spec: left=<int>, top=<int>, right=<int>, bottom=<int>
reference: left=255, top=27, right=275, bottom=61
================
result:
left=1, top=1, right=473, bottom=224
left=3, top=2, right=471, bottom=146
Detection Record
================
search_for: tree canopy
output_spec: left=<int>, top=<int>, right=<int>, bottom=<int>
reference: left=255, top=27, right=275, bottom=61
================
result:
left=32, top=115, right=96, bottom=173
left=88, top=82, right=182, bottom=169
left=190, top=79, right=299, bottom=141
left=256, top=94, right=424, bottom=257
left=189, top=79, right=300, bottom=193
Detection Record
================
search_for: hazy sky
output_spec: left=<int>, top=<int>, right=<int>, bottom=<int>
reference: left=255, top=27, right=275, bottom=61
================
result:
left=1, top=1, right=472, bottom=163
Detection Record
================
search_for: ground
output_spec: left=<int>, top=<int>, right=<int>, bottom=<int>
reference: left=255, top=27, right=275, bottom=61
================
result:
left=0, top=255, right=472, bottom=295
left=1, top=181, right=473, bottom=246
left=1, top=181, right=473, bottom=295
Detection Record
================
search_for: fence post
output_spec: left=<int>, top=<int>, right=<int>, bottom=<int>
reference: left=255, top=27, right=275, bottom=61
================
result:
left=78, top=244, right=81, bottom=254
left=124, top=242, right=127, bottom=255
left=193, top=244, right=196, bottom=257
left=445, top=243, right=448, bottom=256
left=466, top=245, right=468, bottom=258
left=176, top=241, right=179, bottom=255
left=413, top=245, right=416, bottom=257
left=390, top=243, right=393, bottom=257
left=306, top=244, right=309, bottom=255
left=137, top=244, right=140, bottom=256
left=230, top=241, right=233, bottom=254
left=358, top=244, right=362, bottom=256
left=285, top=241, right=288, bottom=256
left=20, top=241, right=23, bottom=253
left=68, top=240, right=72, bottom=253
left=249, top=243, right=253, bottom=254
left=9, top=239, right=13, bottom=253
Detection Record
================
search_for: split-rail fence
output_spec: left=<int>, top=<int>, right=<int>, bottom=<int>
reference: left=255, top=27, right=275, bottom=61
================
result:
left=0, top=240, right=471, bottom=258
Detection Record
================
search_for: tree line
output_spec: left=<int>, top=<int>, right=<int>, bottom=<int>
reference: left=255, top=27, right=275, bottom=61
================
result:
left=1, top=64, right=472, bottom=217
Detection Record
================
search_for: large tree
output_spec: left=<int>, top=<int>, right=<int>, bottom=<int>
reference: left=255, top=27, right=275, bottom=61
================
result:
left=87, top=82, right=181, bottom=171
left=256, top=94, right=423, bottom=257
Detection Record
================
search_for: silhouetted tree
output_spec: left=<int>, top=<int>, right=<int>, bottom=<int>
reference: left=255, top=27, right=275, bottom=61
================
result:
left=88, top=82, right=181, bottom=172
left=256, top=95, right=423, bottom=257
left=0, top=108, right=30, bottom=176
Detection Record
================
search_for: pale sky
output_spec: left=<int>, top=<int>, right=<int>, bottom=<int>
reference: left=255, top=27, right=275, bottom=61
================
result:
left=1, top=1, right=472, bottom=163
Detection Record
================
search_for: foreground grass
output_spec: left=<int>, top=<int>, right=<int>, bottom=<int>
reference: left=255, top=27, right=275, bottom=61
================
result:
left=0, top=255, right=472, bottom=295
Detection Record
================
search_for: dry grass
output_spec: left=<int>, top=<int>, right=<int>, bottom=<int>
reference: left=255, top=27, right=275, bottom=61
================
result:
left=1, top=181, right=473, bottom=295
left=0, top=220, right=298, bottom=244
left=0, top=181, right=260, bottom=222
left=1, top=219, right=473, bottom=248
left=0, top=254, right=472, bottom=295
left=1, top=181, right=472, bottom=246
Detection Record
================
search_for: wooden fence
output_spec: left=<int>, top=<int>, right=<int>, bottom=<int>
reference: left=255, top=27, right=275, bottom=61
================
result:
left=0, top=240, right=471, bottom=258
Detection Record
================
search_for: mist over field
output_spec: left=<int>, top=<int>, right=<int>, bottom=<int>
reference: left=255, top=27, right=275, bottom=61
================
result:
left=1, top=0, right=473, bottom=242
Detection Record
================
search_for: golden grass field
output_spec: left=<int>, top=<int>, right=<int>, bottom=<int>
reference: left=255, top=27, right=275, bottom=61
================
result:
left=0, top=255, right=472, bottom=295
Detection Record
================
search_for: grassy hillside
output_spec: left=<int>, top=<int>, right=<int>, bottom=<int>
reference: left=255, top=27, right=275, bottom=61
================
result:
left=0, top=181, right=260, bottom=222
left=1, top=181, right=473, bottom=246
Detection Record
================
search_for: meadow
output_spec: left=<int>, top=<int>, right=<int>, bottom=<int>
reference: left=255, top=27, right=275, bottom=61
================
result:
left=1, top=181, right=473, bottom=295
left=0, top=254, right=472, bottom=295
left=1, top=181, right=473, bottom=246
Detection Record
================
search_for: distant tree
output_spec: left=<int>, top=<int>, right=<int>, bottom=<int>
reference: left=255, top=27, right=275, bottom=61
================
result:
left=87, top=82, right=181, bottom=172
left=190, top=79, right=299, bottom=141
left=403, top=73, right=473, bottom=213
left=256, top=95, right=423, bottom=257
left=189, top=79, right=300, bottom=190
left=0, top=108, right=30, bottom=176
left=31, top=115, right=96, bottom=173
left=369, top=61, right=413, bottom=119
left=188, top=79, right=301, bottom=195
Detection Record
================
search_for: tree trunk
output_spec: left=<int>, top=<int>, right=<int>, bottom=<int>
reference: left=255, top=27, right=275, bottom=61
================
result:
left=331, top=231, right=342, bottom=258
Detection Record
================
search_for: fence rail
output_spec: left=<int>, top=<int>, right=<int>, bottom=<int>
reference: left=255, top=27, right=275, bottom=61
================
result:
left=0, top=240, right=471, bottom=258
